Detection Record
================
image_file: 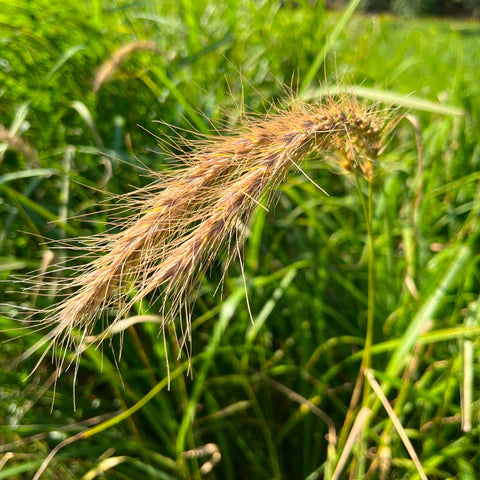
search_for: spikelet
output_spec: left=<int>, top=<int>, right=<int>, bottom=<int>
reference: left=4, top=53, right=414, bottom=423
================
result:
left=19, top=94, right=390, bottom=378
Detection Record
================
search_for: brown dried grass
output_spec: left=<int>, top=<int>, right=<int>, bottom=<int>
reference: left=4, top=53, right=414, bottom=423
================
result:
left=93, top=40, right=161, bottom=93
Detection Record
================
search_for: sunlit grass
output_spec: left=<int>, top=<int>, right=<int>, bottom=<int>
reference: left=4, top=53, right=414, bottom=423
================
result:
left=1, top=1, right=479, bottom=479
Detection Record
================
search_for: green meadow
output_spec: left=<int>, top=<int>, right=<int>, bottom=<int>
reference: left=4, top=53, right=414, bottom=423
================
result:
left=1, top=0, right=479, bottom=478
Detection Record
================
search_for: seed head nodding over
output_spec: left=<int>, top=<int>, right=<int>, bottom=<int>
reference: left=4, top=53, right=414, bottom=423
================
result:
left=18, top=94, right=391, bottom=380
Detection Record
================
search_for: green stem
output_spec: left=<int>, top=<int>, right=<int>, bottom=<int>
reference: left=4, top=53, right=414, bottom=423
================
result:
left=364, top=181, right=376, bottom=384
left=354, top=175, right=375, bottom=391
left=354, top=175, right=376, bottom=476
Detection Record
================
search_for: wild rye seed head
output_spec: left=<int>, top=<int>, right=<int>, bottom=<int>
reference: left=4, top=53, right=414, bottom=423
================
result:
left=18, top=94, right=391, bottom=379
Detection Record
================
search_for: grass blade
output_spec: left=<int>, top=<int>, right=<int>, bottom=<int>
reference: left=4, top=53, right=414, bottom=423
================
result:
left=365, top=369, right=427, bottom=480
left=305, top=85, right=464, bottom=116
left=300, top=0, right=362, bottom=93
left=0, top=169, right=59, bottom=185
left=385, top=245, right=470, bottom=378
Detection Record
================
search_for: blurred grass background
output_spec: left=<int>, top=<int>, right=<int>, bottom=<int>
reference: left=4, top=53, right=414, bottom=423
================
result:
left=1, top=0, right=480, bottom=478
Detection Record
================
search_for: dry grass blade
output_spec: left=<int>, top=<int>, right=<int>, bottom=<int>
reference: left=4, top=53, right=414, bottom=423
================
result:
left=365, top=369, right=428, bottom=480
left=0, top=452, right=14, bottom=470
left=32, top=434, right=81, bottom=480
left=331, top=406, right=372, bottom=480
left=81, top=456, right=128, bottom=480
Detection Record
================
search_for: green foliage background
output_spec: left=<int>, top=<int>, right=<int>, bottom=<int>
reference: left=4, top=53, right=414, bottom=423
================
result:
left=1, top=0, right=480, bottom=478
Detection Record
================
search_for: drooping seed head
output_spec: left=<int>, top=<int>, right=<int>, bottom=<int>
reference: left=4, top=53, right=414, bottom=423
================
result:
left=17, top=94, right=392, bottom=381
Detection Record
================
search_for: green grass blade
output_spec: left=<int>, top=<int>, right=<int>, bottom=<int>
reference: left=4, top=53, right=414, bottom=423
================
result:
left=0, top=184, right=78, bottom=236
left=385, top=245, right=470, bottom=378
left=45, top=44, right=85, bottom=82
left=300, top=0, right=362, bottom=93
left=246, top=269, right=297, bottom=344
left=0, top=169, right=59, bottom=185
left=176, top=288, right=244, bottom=455
left=304, top=85, right=464, bottom=116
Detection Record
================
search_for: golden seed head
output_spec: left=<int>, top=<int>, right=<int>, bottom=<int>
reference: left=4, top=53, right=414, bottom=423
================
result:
left=22, top=93, right=389, bottom=379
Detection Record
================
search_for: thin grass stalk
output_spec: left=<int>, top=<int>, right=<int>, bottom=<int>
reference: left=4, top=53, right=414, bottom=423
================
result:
left=460, top=315, right=474, bottom=432
left=374, top=341, right=425, bottom=478
left=365, top=369, right=428, bottom=480
left=335, top=173, right=376, bottom=477
left=359, top=178, right=376, bottom=475
left=335, top=174, right=376, bottom=466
